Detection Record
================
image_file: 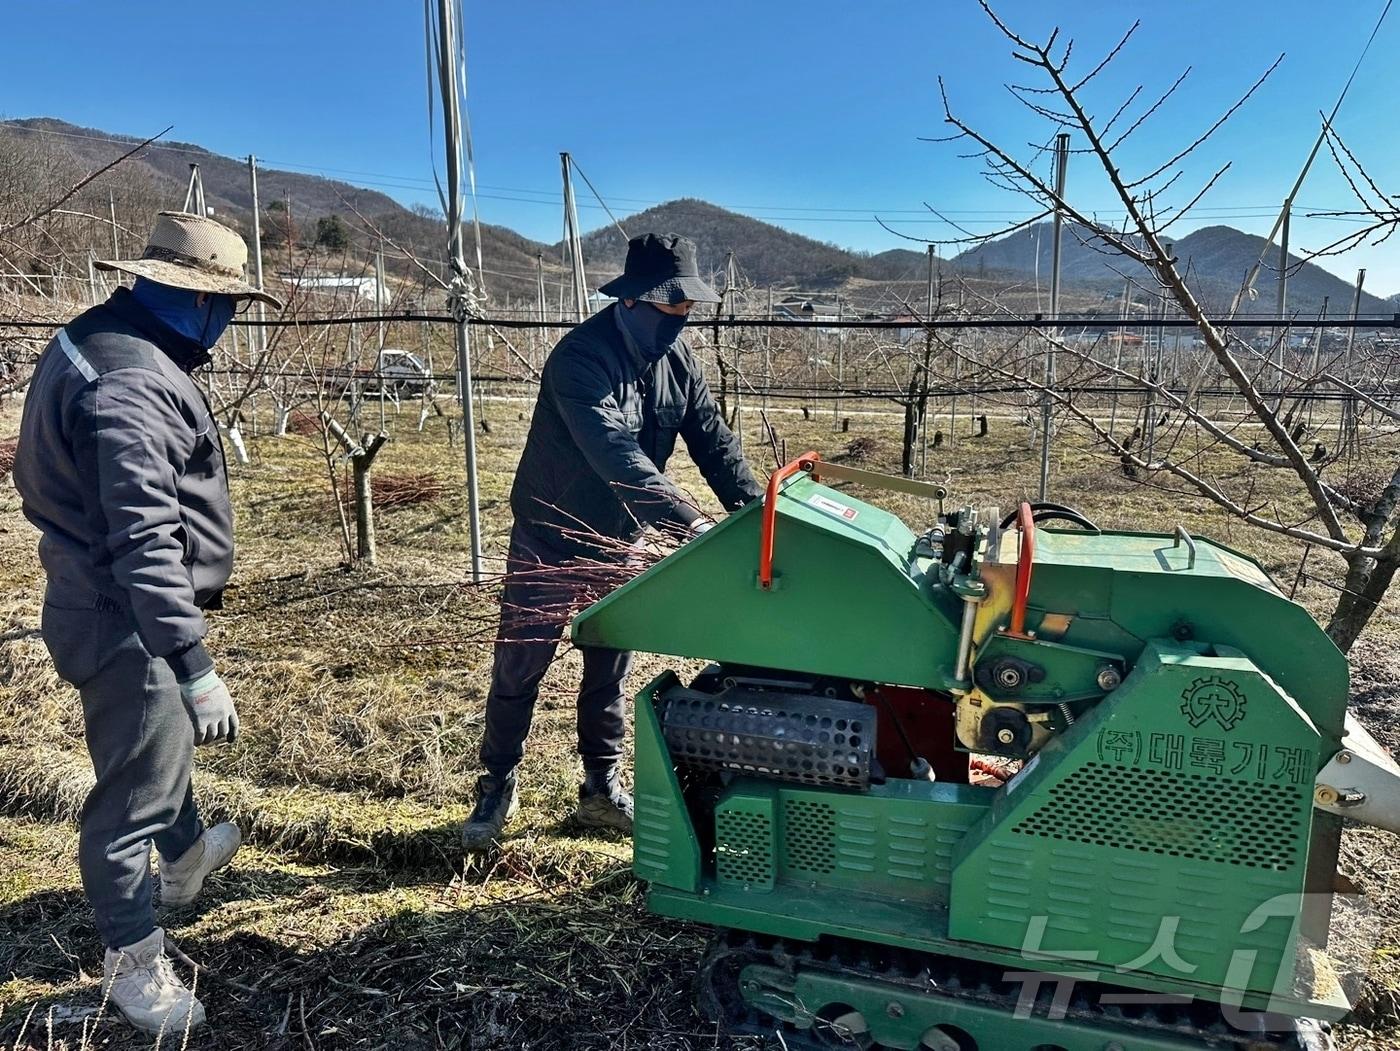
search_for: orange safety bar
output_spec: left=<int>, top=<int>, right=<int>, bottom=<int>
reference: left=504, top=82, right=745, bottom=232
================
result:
left=758, top=450, right=821, bottom=590
left=1007, top=501, right=1035, bottom=638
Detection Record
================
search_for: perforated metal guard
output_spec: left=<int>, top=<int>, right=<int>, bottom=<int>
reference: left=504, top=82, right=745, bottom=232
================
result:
left=715, top=806, right=775, bottom=889
left=784, top=797, right=837, bottom=874
left=1013, top=761, right=1306, bottom=871
left=660, top=687, right=875, bottom=788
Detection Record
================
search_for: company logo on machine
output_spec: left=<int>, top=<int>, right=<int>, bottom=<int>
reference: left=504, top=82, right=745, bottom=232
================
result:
left=1179, top=676, right=1248, bottom=732
left=807, top=493, right=859, bottom=522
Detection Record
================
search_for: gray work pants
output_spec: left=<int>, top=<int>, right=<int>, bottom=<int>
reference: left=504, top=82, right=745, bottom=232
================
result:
left=478, top=525, right=633, bottom=777
left=40, top=594, right=202, bottom=950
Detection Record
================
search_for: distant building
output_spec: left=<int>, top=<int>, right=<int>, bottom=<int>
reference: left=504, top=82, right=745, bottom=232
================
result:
left=775, top=298, right=844, bottom=334
left=884, top=313, right=922, bottom=344
left=776, top=298, right=841, bottom=319
left=279, top=273, right=385, bottom=303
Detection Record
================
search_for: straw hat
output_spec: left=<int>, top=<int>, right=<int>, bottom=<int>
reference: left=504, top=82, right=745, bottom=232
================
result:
left=95, top=211, right=284, bottom=308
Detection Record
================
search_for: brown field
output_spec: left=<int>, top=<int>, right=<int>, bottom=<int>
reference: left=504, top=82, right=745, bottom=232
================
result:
left=1, top=385, right=1398, bottom=1050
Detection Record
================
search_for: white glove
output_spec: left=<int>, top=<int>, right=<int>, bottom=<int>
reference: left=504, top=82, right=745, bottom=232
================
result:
left=178, top=669, right=240, bottom=746
left=690, top=518, right=715, bottom=536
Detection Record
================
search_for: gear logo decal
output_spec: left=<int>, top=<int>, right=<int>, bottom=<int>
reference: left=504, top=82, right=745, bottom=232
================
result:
left=1179, top=677, right=1247, bottom=732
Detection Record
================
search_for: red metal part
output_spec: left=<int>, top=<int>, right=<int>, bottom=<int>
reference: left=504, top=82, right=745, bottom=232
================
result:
left=1007, top=501, right=1035, bottom=639
left=969, top=756, right=1022, bottom=787
left=758, top=450, right=820, bottom=590
left=870, top=685, right=968, bottom=783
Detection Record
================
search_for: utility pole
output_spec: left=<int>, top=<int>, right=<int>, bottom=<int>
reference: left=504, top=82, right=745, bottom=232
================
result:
left=1038, top=132, right=1069, bottom=501
left=247, top=156, right=268, bottom=356
left=949, top=289, right=962, bottom=448
left=919, top=244, right=935, bottom=476
left=1343, top=268, right=1366, bottom=453
left=375, top=242, right=386, bottom=349
left=763, top=286, right=773, bottom=419
left=1310, top=297, right=1329, bottom=377
left=1344, top=269, right=1366, bottom=379
left=560, top=152, right=589, bottom=321
left=1275, top=201, right=1291, bottom=409
left=107, top=189, right=120, bottom=258
left=1109, top=277, right=1131, bottom=437
left=183, top=164, right=205, bottom=215
left=431, top=0, right=484, bottom=580
left=1146, top=282, right=1169, bottom=462
left=535, top=250, right=547, bottom=372
left=375, top=241, right=386, bottom=428
left=834, top=296, right=844, bottom=430
left=725, top=251, right=742, bottom=452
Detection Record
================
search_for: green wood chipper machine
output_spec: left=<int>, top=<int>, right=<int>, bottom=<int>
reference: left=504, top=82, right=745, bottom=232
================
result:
left=571, top=451, right=1400, bottom=1051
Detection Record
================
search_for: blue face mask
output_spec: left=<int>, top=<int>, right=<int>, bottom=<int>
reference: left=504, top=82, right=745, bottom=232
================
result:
left=131, top=277, right=237, bottom=350
left=618, top=301, right=688, bottom=363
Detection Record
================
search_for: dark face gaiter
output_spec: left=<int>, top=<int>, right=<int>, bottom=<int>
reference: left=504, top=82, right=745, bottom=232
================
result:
left=620, top=301, right=688, bottom=363
left=132, top=277, right=237, bottom=349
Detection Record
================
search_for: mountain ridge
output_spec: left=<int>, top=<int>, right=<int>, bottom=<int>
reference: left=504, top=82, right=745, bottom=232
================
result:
left=3, top=116, right=1388, bottom=313
left=947, top=220, right=1386, bottom=315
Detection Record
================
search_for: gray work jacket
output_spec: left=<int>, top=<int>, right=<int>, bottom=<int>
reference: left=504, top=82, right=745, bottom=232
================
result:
left=14, top=288, right=231, bottom=681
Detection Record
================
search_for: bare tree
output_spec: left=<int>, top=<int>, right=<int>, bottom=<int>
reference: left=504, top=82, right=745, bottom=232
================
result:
left=918, top=3, right=1399, bottom=651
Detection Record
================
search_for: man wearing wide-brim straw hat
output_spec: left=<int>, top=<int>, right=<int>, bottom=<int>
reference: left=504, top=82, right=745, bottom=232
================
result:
left=14, top=211, right=280, bottom=1035
left=94, top=210, right=284, bottom=306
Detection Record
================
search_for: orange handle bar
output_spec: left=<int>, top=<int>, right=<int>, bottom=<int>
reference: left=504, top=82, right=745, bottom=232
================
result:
left=758, top=450, right=821, bottom=590
left=1008, top=501, right=1035, bottom=638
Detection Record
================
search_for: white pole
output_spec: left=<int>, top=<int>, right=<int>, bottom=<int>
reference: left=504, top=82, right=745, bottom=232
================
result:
left=376, top=243, right=386, bottom=429
left=1038, top=132, right=1069, bottom=501
left=433, top=0, right=484, bottom=580
left=1275, top=201, right=1291, bottom=409
left=107, top=189, right=120, bottom=258
left=561, top=153, right=589, bottom=321
left=763, top=286, right=772, bottom=419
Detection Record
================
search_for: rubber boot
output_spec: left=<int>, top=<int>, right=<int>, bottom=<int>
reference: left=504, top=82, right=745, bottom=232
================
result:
left=575, top=764, right=633, bottom=834
left=462, top=770, right=518, bottom=852
left=159, top=822, right=242, bottom=907
left=102, top=928, right=205, bottom=1035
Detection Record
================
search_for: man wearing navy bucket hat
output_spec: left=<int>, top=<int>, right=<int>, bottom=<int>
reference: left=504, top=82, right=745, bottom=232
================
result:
left=463, top=233, right=761, bottom=851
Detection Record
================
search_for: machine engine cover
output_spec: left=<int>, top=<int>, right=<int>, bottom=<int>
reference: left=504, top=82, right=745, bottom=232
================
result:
left=660, top=686, right=876, bottom=788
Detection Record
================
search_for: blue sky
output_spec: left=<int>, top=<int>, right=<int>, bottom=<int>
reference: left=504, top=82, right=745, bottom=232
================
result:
left=3, top=1, right=1397, bottom=291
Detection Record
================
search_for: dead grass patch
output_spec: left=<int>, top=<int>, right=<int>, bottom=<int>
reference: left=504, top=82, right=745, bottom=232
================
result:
left=0, top=399, right=1398, bottom=1048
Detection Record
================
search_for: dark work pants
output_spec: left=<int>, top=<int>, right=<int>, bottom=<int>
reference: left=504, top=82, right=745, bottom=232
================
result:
left=41, top=595, right=203, bottom=950
left=478, top=525, right=633, bottom=777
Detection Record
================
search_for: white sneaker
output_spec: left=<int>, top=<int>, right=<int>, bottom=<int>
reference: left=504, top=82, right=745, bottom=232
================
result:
left=102, top=928, right=206, bottom=1035
left=159, top=822, right=242, bottom=907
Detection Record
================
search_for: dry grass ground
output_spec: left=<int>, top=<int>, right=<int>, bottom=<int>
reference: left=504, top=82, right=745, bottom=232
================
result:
left=0, top=387, right=1398, bottom=1049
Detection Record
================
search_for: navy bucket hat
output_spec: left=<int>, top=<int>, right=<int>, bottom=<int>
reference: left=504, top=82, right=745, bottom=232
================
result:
left=598, top=233, right=720, bottom=305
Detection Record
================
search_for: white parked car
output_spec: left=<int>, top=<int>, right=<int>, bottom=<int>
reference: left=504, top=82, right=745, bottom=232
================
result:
left=372, top=349, right=433, bottom=397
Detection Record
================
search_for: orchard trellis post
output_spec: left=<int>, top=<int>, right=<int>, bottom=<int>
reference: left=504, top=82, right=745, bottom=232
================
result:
left=1037, top=131, right=1069, bottom=502
left=430, top=0, right=485, bottom=581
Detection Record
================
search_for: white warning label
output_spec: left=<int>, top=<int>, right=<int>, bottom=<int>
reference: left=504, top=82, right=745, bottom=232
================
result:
left=807, top=492, right=859, bottom=521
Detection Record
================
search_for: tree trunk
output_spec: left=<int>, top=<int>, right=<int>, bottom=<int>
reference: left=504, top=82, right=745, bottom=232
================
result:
left=225, top=423, right=250, bottom=465
left=1326, top=545, right=1400, bottom=653
left=716, top=352, right=732, bottom=426
left=901, top=372, right=919, bottom=476
left=1326, top=468, right=1400, bottom=652
left=351, top=432, right=390, bottom=566
left=353, top=459, right=376, bottom=566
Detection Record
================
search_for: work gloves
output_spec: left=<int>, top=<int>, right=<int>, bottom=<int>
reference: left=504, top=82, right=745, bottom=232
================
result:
left=177, top=669, right=240, bottom=746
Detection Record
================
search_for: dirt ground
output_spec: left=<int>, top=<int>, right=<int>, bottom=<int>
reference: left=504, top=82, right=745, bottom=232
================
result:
left=1, top=389, right=1398, bottom=1050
